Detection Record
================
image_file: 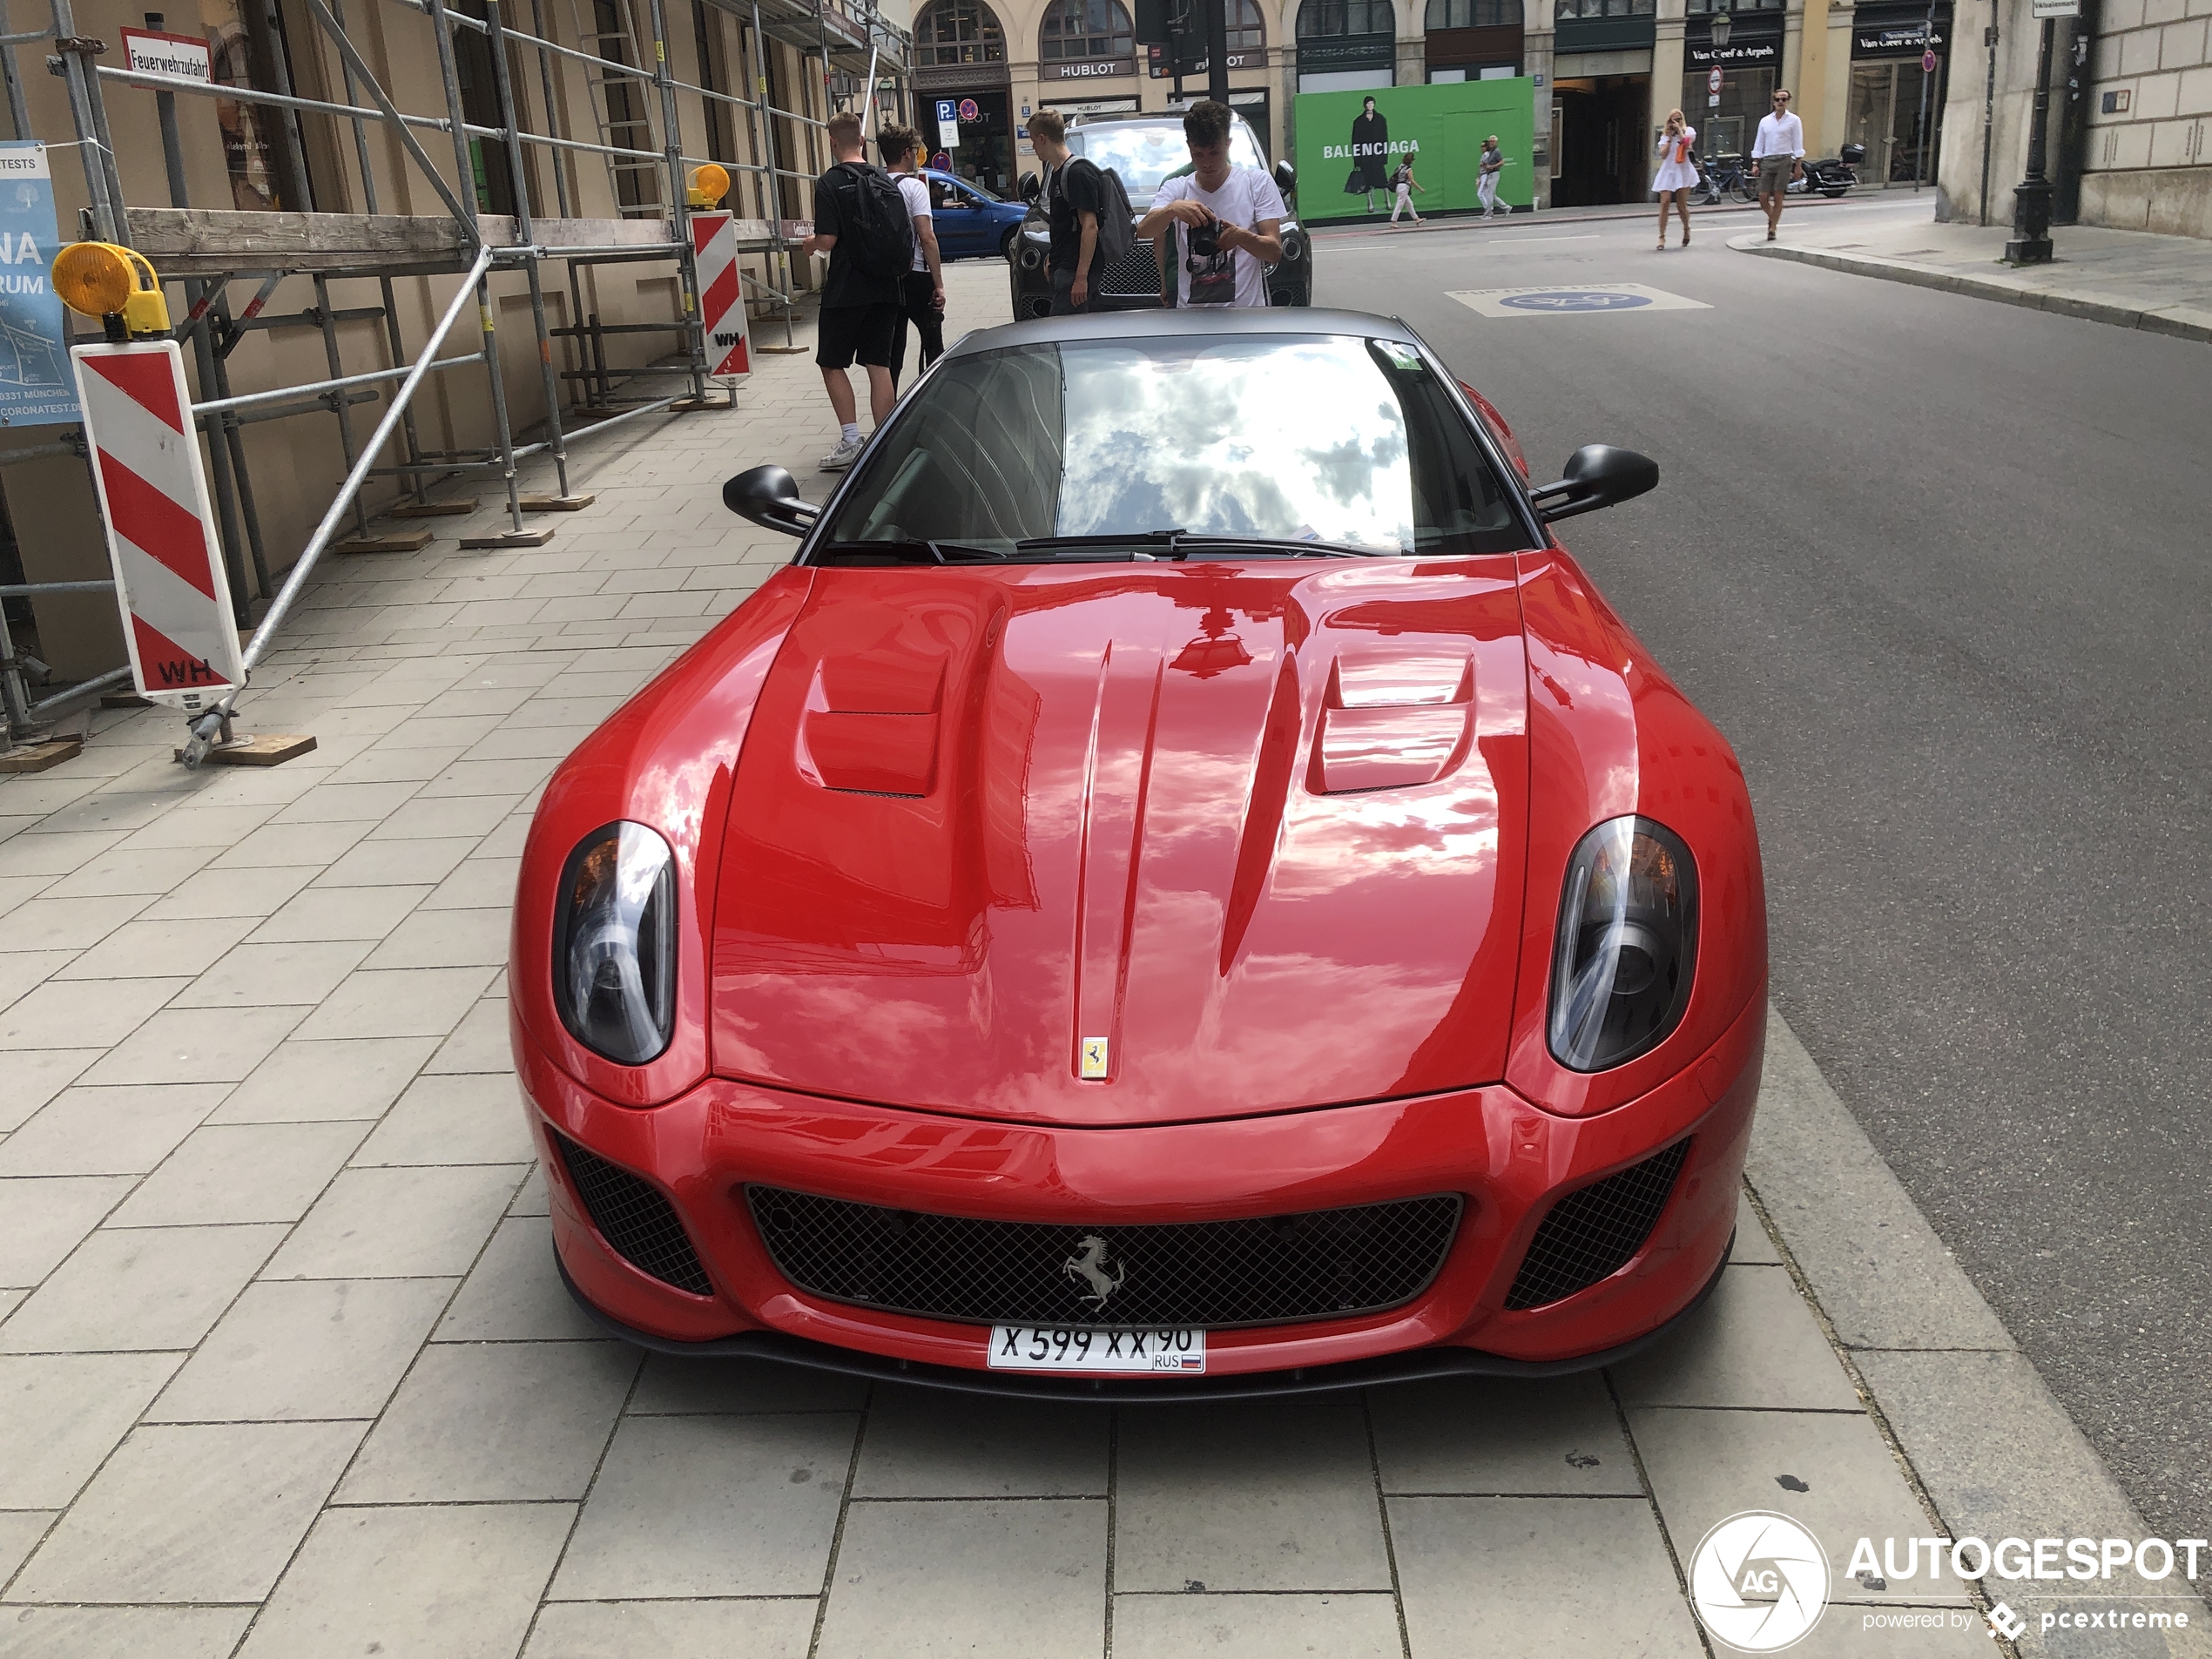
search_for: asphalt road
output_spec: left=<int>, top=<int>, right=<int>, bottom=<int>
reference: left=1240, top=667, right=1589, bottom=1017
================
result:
left=1312, top=196, right=2212, bottom=1543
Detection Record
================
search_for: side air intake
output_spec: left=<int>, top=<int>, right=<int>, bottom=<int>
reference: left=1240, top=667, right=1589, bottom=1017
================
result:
left=1505, top=1139, right=1691, bottom=1311
left=552, top=1130, right=713, bottom=1297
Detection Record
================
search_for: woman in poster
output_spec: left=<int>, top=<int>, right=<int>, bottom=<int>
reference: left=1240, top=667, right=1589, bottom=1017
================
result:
left=1350, top=97, right=1390, bottom=212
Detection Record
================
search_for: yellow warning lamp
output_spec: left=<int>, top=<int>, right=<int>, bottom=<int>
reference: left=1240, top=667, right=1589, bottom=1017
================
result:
left=52, top=242, right=172, bottom=338
left=687, top=163, right=730, bottom=208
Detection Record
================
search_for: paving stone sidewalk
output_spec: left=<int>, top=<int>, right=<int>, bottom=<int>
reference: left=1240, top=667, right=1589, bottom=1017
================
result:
left=0, top=262, right=2143, bottom=1659
left=1730, top=203, right=2212, bottom=341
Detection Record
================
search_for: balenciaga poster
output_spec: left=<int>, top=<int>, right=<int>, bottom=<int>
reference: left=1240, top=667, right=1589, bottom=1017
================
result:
left=1292, top=79, right=1536, bottom=222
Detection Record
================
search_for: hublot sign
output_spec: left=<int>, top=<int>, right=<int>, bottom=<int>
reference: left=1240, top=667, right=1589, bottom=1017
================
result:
left=1049, top=56, right=1136, bottom=79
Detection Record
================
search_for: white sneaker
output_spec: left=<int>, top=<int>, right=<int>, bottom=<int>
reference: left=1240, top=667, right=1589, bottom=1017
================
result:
left=818, top=435, right=863, bottom=471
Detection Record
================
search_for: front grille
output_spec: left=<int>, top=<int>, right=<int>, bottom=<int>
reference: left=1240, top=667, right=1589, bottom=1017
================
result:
left=1096, top=236, right=1165, bottom=303
left=746, top=1188, right=1462, bottom=1329
left=1505, top=1139, right=1691, bottom=1310
left=553, top=1131, right=713, bottom=1296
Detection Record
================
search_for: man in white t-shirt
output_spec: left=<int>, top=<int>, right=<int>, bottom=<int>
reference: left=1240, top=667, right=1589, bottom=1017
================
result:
left=878, top=123, right=945, bottom=388
left=1135, top=99, right=1285, bottom=309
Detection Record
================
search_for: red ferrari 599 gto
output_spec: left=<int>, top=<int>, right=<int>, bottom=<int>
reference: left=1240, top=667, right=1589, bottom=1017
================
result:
left=509, top=308, right=1767, bottom=1399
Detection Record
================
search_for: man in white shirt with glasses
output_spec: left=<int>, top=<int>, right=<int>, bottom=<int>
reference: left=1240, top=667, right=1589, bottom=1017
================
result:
left=1750, top=87, right=1804, bottom=241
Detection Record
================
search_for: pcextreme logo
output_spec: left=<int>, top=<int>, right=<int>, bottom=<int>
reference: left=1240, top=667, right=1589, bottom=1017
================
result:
left=1689, top=1512, right=1831, bottom=1653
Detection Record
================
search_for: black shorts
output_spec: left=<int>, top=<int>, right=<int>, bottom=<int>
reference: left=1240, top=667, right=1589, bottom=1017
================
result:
left=816, top=302, right=900, bottom=370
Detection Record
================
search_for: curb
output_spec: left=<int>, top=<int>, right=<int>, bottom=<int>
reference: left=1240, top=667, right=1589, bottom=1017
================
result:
left=1748, top=1008, right=2212, bottom=1659
left=1731, top=236, right=2212, bottom=344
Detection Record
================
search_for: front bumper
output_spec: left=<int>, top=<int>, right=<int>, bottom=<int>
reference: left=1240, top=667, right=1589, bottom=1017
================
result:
left=516, top=993, right=1764, bottom=1384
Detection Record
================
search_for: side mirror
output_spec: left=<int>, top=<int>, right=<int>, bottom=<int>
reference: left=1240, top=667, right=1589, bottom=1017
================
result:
left=1529, top=445, right=1659, bottom=523
left=723, top=464, right=821, bottom=538
left=1273, top=158, right=1296, bottom=196
left=1018, top=171, right=1041, bottom=204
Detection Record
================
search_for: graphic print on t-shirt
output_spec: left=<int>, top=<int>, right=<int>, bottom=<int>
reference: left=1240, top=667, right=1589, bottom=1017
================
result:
left=1185, top=233, right=1236, bottom=307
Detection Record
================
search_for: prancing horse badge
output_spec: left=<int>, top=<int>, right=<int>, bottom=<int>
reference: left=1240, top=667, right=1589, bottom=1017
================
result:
left=1079, top=1036, right=1109, bottom=1080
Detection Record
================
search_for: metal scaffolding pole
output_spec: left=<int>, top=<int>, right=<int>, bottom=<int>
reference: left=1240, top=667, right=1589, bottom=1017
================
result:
left=487, top=0, right=586, bottom=504
left=646, top=0, right=710, bottom=401
left=425, top=0, right=534, bottom=540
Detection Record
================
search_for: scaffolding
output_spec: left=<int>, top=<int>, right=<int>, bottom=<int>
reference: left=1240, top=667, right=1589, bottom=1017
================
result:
left=0, top=0, right=909, bottom=756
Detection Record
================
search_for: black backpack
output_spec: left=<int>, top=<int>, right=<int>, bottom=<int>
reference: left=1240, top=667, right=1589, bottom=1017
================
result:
left=1064, top=156, right=1136, bottom=269
left=828, top=161, right=914, bottom=281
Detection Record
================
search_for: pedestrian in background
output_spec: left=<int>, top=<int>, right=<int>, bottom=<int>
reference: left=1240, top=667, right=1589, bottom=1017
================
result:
left=1028, top=110, right=1103, bottom=314
left=1388, top=156, right=1425, bottom=225
left=1137, top=99, right=1285, bottom=308
left=800, top=111, right=907, bottom=471
left=1651, top=109, right=1698, bottom=249
left=878, top=123, right=945, bottom=389
left=1751, top=88, right=1804, bottom=241
left=1477, top=135, right=1507, bottom=219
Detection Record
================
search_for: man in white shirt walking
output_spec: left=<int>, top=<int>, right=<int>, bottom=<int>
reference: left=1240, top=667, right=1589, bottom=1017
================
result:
left=878, top=123, right=945, bottom=389
left=1750, top=88, right=1804, bottom=241
left=1135, top=99, right=1285, bottom=308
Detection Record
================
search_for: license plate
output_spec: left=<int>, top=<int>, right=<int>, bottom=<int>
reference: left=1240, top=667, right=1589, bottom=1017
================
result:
left=987, top=1325, right=1207, bottom=1374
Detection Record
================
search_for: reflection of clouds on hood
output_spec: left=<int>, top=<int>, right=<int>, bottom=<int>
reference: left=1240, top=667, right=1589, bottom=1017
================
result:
left=1056, top=339, right=1414, bottom=550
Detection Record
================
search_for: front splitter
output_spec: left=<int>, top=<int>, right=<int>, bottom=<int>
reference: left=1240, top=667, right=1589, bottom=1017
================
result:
left=555, top=1237, right=1731, bottom=1404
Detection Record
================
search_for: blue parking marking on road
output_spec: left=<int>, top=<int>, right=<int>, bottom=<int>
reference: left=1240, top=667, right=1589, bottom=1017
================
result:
left=1498, top=290, right=1652, bottom=311
left=1448, top=282, right=1712, bottom=317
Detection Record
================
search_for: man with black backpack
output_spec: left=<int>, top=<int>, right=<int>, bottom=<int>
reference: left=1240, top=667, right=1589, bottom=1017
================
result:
left=1028, top=110, right=1132, bottom=315
left=800, top=111, right=913, bottom=471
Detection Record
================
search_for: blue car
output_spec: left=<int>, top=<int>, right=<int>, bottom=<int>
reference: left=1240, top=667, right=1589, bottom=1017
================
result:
left=919, top=168, right=1028, bottom=263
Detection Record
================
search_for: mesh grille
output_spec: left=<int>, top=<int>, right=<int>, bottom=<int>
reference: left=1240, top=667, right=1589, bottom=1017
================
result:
left=1505, top=1139, right=1691, bottom=1311
left=553, top=1131, right=713, bottom=1296
left=746, top=1188, right=1462, bottom=1329
left=1095, top=235, right=1166, bottom=303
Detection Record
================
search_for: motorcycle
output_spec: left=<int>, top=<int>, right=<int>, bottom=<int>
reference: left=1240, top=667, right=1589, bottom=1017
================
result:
left=1787, top=142, right=1867, bottom=199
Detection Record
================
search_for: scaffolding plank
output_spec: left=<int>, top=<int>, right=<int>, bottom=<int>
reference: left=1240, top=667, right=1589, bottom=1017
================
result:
left=123, top=209, right=685, bottom=276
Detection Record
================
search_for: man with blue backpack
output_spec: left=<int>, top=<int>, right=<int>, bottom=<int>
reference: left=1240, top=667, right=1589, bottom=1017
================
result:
left=801, top=111, right=914, bottom=471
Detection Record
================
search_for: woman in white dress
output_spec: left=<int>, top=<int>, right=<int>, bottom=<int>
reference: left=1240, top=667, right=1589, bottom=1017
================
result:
left=1652, top=109, right=1699, bottom=249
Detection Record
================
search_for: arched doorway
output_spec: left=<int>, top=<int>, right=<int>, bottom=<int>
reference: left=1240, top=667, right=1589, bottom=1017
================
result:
left=914, top=0, right=1017, bottom=195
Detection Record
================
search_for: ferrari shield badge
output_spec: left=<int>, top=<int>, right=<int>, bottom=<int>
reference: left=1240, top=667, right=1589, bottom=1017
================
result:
left=1079, top=1036, right=1109, bottom=1080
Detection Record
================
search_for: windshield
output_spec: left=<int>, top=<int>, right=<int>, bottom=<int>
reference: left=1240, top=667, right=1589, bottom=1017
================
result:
left=821, top=334, right=1527, bottom=559
left=1065, top=121, right=1268, bottom=199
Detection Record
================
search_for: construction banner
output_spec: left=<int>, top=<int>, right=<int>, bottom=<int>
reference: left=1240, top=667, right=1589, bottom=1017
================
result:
left=0, top=142, right=79, bottom=428
left=71, top=339, right=246, bottom=711
left=1292, top=80, right=1537, bottom=222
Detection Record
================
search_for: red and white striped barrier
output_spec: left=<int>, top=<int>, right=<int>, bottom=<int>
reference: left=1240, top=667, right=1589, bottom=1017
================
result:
left=691, top=210, right=751, bottom=377
left=71, top=340, right=246, bottom=712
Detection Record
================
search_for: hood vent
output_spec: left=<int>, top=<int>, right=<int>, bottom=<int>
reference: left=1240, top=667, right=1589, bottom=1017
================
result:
left=796, top=656, right=945, bottom=799
left=1310, top=651, right=1475, bottom=795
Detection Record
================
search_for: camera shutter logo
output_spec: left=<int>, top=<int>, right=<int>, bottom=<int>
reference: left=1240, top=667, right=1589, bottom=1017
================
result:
left=1689, top=1511, right=1831, bottom=1652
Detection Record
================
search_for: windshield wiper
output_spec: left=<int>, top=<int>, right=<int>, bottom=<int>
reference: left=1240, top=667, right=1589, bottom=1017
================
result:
left=1013, top=531, right=1379, bottom=560
left=815, top=538, right=1010, bottom=565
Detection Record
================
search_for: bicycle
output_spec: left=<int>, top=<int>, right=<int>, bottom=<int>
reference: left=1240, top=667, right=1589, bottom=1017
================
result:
left=1696, top=154, right=1757, bottom=206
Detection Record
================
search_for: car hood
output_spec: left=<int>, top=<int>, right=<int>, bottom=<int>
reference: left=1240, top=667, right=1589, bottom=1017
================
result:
left=710, top=560, right=1531, bottom=1127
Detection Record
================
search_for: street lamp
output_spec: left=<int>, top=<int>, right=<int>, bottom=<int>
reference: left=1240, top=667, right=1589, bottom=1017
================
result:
left=1710, top=3, right=1733, bottom=47
left=2006, top=6, right=2060, bottom=263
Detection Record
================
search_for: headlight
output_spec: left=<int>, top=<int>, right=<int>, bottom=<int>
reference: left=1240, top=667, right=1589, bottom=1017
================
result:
left=552, top=822, right=677, bottom=1065
left=1280, top=230, right=1305, bottom=262
left=1547, top=817, right=1697, bottom=1072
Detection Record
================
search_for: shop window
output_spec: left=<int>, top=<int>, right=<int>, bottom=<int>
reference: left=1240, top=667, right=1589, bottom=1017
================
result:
left=1425, top=0, right=1521, bottom=25
left=1297, top=0, right=1396, bottom=36
left=915, top=0, right=1007, bottom=66
left=1553, top=0, right=1651, bottom=17
left=1040, top=0, right=1135, bottom=62
left=1228, top=0, right=1266, bottom=49
left=1687, top=0, right=1782, bottom=10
